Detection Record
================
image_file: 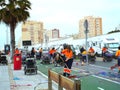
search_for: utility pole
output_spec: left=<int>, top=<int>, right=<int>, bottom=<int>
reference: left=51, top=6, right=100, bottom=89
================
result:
left=84, top=19, right=89, bottom=71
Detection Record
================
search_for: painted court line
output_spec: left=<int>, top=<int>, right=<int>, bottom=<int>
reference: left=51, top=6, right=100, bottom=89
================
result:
left=89, top=64, right=110, bottom=69
left=97, top=87, right=104, bottom=90
left=92, top=75, right=120, bottom=85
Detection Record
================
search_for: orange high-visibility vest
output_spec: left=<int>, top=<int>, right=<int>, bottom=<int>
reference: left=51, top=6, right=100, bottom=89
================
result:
left=49, top=49, right=56, bottom=54
left=61, top=49, right=67, bottom=55
left=89, top=48, right=94, bottom=53
left=15, top=49, right=20, bottom=54
left=102, top=47, right=107, bottom=53
left=63, top=68, right=71, bottom=74
left=115, top=50, right=120, bottom=57
left=65, top=50, right=73, bottom=59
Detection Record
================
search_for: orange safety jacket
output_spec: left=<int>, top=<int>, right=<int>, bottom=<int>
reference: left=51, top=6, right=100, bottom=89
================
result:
left=115, top=50, right=120, bottom=57
left=49, top=49, right=56, bottom=55
left=61, top=49, right=68, bottom=55
left=15, top=49, right=20, bottom=54
left=65, top=50, right=73, bottom=59
left=102, top=47, right=107, bottom=53
left=89, top=48, right=94, bottom=53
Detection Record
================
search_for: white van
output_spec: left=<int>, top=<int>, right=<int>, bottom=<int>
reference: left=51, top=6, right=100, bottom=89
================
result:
left=89, top=37, right=120, bottom=57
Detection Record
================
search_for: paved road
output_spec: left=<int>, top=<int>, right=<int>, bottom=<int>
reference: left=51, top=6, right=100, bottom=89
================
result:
left=71, top=57, right=120, bottom=90
left=75, top=57, right=117, bottom=70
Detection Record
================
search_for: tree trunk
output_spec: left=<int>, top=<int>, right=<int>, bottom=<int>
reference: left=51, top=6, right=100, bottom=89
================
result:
left=10, top=24, right=15, bottom=63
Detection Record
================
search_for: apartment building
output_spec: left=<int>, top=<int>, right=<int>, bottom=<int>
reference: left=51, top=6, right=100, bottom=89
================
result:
left=22, top=21, right=44, bottom=45
left=45, top=29, right=60, bottom=41
left=78, top=16, right=102, bottom=39
left=52, top=29, right=60, bottom=38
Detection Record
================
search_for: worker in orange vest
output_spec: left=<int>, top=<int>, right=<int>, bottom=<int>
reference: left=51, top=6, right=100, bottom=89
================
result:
left=14, top=48, right=20, bottom=55
left=102, top=46, right=108, bottom=62
left=88, top=47, right=95, bottom=56
left=111, top=46, right=120, bottom=73
left=102, top=46, right=107, bottom=57
left=88, top=47, right=95, bottom=53
left=61, top=44, right=68, bottom=54
left=49, top=47, right=56, bottom=62
left=62, top=45, right=73, bottom=77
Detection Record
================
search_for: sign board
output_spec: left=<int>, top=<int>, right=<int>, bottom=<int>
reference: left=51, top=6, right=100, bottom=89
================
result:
left=84, top=19, right=88, bottom=29
left=4, top=44, right=10, bottom=54
left=22, top=40, right=31, bottom=46
left=84, top=19, right=89, bottom=33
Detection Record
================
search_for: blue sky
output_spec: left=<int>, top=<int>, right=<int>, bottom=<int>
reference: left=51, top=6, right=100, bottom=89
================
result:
left=0, top=0, right=120, bottom=49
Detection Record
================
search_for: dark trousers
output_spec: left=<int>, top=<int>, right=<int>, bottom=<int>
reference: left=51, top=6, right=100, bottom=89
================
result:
left=63, top=58, right=73, bottom=76
left=82, top=55, right=86, bottom=62
left=65, top=58, right=73, bottom=69
left=39, top=52, right=42, bottom=59
left=118, top=56, right=120, bottom=66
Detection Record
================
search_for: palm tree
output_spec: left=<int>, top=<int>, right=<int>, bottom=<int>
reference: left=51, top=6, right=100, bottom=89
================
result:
left=0, top=0, right=31, bottom=61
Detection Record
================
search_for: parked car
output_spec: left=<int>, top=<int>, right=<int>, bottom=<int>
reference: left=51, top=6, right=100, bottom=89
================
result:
left=35, top=47, right=49, bottom=60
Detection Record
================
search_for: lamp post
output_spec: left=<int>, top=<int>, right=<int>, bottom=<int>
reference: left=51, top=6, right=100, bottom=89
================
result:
left=84, top=19, right=89, bottom=71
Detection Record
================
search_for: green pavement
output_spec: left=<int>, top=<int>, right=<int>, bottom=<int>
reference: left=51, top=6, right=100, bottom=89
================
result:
left=37, top=61, right=120, bottom=90
left=81, top=76, right=120, bottom=90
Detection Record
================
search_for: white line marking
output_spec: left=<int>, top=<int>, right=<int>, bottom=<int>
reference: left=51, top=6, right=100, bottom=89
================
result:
left=89, top=64, right=109, bottom=69
left=97, top=87, right=104, bottom=90
left=92, top=75, right=120, bottom=85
